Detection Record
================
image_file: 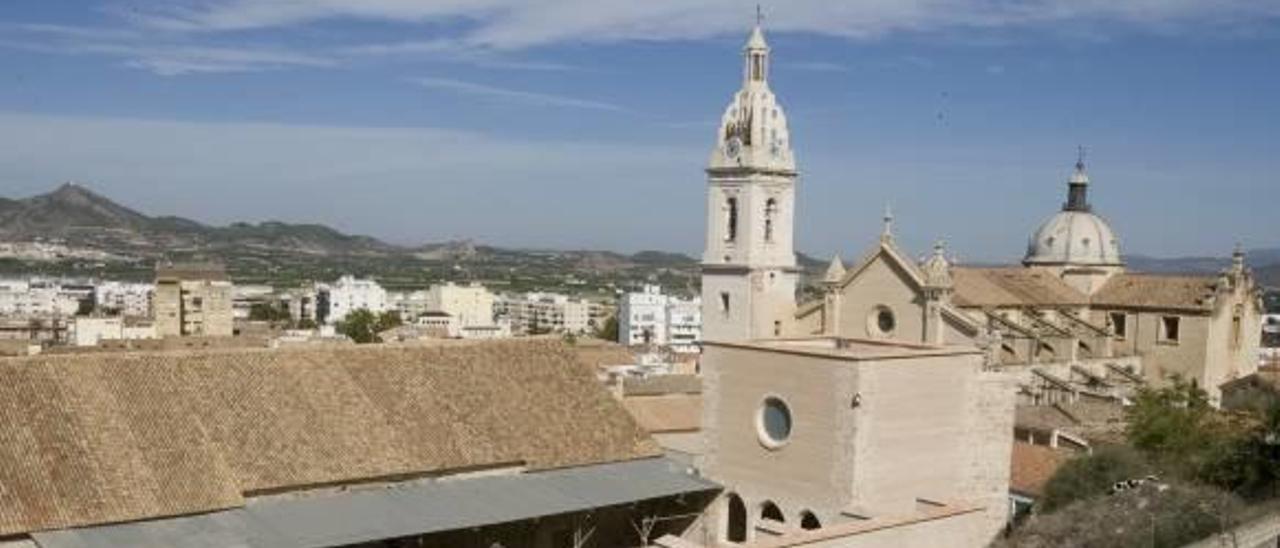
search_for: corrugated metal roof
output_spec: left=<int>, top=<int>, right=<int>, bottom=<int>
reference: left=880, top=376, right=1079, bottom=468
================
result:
left=32, top=457, right=718, bottom=548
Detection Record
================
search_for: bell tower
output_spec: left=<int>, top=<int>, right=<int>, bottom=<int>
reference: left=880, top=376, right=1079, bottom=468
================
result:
left=701, top=21, right=798, bottom=343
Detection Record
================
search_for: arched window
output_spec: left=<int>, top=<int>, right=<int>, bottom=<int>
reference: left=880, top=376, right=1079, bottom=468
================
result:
left=726, top=494, right=748, bottom=542
left=761, top=501, right=785, bottom=523
left=764, top=198, right=777, bottom=242
left=800, top=510, right=821, bottom=530
left=725, top=197, right=739, bottom=242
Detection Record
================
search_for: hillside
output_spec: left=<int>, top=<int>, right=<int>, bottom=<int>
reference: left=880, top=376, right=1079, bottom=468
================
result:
left=0, top=183, right=400, bottom=259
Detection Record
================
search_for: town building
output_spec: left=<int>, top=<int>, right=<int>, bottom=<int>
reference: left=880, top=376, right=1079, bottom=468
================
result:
left=387, top=289, right=432, bottom=321
left=619, top=285, right=703, bottom=352
left=498, top=292, right=595, bottom=335
left=317, top=275, right=387, bottom=325
left=71, top=316, right=157, bottom=347
left=425, top=282, right=496, bottom=327
left=153, top=263, right=233, bottom=338
left=230, top=284, right=274, bottom=320
left=0, top=278, right=82, bottom=318
left=93, top=281, right=153, bottom=318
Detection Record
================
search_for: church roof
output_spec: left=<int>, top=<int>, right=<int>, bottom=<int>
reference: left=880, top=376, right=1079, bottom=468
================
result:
left=1091, top=273, right=1218, bottom=312
left=621, top=395, right=702, bottom=434
left=0, top=340, right=659, bottom=536
left=952, top=267, right=1088, bottom=308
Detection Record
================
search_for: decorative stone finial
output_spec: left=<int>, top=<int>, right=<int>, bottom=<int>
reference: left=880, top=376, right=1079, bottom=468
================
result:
left=823, top=254, right=846, bottom=286
left=922, top=239, right=953, bottom=289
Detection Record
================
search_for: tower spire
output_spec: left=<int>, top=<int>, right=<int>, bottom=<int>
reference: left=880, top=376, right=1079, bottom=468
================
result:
left=1064, top=146, right=1091, bottom=212
left=744, top=11, right=770, bottom=86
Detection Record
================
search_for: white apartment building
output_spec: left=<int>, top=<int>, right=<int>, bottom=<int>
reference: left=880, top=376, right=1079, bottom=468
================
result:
left=0, top=279, right=82, bottom=318
left=426, top=282, right=495, bottom=327
left=618, top=285, right=702, bottom=352
left=666, top=297, right=702, bottom=354
left=72, top=316, right=156, bottom=347
left=95, top=281, right=153, bottom=318
left=498, top=292, right=594, bottom=335
left=619, top=285, right=668, bottom=346
left=388, top=290, right=432, bottom=321
left=320, top=276, right=387, bottom=325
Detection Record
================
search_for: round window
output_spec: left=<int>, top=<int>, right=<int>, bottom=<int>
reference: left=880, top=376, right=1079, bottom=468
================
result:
left=757, top=397, right=792, bottom=448
left=877, top=309, right=896, bottom=334
left=868, top=306, right=896, bottom=338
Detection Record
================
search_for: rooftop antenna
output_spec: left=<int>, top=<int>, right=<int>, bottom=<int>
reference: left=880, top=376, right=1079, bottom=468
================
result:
left=1076, top=145, right=1087, bottom=171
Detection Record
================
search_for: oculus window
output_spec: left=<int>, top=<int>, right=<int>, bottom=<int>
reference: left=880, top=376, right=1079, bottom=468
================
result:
left=757, top=396, right=792, bottom=448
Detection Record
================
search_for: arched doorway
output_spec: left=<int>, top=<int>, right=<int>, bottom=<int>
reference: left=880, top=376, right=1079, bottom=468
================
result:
left=726, top=494, right=748, bottom=542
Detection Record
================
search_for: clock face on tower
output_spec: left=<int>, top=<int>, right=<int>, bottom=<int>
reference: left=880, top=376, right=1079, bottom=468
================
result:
left=726, top=137, right=743, bottom=160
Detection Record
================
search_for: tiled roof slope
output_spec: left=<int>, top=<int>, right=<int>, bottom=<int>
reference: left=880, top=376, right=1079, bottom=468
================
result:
left=622, top=395, right=702, bottom=433
left=1092, top=273, right=1217, bottom=312
left=952, top=267, right=1088, bottom=308
left=0, top=340, right=660, bottom=536
left=1010, top=442, right=1070, bottom=498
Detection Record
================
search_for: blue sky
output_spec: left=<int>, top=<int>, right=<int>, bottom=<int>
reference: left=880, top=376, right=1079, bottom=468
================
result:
left=1, top=1, right=1278, bottom=261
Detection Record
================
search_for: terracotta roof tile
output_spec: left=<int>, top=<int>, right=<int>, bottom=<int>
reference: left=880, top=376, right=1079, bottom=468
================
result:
left=0, top=340, right=659, bottom=536
left=1091, top=273, right=1217, bottom=312
left=622, top=395, right=702, bottom=433
left=1010, top=442, right=1071, bottom=498
left=952, top=267, right=1088, bottom=308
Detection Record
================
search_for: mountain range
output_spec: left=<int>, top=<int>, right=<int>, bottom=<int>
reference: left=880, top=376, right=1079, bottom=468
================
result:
left=1, top=183, right=1276, bottom=288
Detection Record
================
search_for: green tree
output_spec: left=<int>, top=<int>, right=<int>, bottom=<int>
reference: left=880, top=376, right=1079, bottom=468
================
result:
left=1040, top=445, right=1151, bottom=513
left=374, top=311, right=403, bottom=333
left=249, top=303, right=291, bottom=323
left=336, top=308, right=379, bottom=344
left=596, top=315, right=619, bottom=342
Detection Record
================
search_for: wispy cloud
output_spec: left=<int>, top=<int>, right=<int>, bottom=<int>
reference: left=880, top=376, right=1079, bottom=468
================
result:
left=787, top=61, right=849, bottom=73
left=337, top=39, right=575, bottom=71
left=408, top=77, right=625, bottom=111
left=120, top=0, right=1280, bottom=48
left=0, top=23, right=336, bottom=75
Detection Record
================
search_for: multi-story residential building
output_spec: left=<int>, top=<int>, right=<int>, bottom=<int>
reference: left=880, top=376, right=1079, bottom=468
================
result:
left=318, top=275, right=387, bottom=325
left=154, top=264, right=234, bottom=338
left=618, top=285, right=703, bottom=352
left=94, top=281, right=153, bottom=318
left=388, top=290, right=432, bottom=321
left=498, top=292, right=595, bottom=335
left=230, top=284, right=275, bottom=320
left=425, top=282, right=495, bottom=327
left=667, top=297, right=702, bottom=353
left=620, top=285, right=668, bottom=346
left=0, top=279, right=83, bottom=318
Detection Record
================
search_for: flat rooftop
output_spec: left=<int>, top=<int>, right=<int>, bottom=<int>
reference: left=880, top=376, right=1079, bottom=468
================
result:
left=703, top=336, right=983, bottom=361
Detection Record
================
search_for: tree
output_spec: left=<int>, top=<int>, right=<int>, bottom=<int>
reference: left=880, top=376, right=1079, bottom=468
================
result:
left=1040, top=445, right=1151, bottom=513
left=249, top=303, right=291, bottom=323
left=999, top=481, right=1245, bottom=548
left=596, top=315, right=619, bottom=342
left=374, top=311, right=403, bottom=333
left=336, top=308, right=379, bottom=344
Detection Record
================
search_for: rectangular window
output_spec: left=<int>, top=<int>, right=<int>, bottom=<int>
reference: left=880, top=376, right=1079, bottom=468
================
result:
left=1160, top=316, right=1180, bottom=343
left=1110, top=312, right=1127, bottom=339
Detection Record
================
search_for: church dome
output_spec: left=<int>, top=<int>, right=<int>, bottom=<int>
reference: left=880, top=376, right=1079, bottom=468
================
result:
left=1024, top=211, right=1123, bottom=267
left=1024, top=154, right=1123, bottom=267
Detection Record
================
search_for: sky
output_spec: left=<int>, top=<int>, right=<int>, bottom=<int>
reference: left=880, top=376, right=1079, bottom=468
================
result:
left=1, top=1, right=1278, bottom=262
